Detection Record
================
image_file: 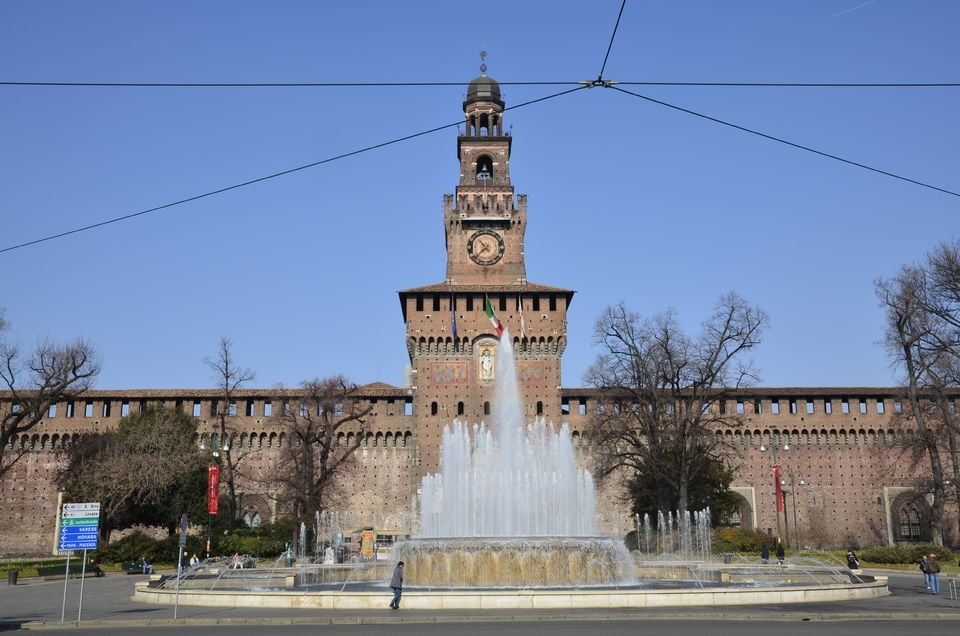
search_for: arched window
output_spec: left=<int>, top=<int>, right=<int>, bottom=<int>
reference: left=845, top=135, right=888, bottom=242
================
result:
left=898, top=503, right=924, bottom=542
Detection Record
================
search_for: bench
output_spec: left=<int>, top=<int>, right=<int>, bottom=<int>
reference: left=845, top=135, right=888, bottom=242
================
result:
left=121, top=562, right=148, bottom=574
left=37, top=565, right=100, bottom=580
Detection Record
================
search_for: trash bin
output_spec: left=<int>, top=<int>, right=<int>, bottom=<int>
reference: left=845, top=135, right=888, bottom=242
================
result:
left=723, top=553, right=732, bottom=564
left=7, top=570, right=18, bottom=585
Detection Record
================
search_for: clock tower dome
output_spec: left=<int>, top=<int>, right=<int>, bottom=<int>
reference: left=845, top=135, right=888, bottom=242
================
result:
left=444, top=65, right=526, bottom=284
left=399, top=59, right=574, bottom=476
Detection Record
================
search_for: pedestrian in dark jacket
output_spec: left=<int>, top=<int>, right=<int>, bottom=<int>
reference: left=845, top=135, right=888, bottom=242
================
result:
left=776, top=543, right=785, bottom=565
left=927, top=554, right=941, bottom=595
left=389, top=561, right=404, bottom=609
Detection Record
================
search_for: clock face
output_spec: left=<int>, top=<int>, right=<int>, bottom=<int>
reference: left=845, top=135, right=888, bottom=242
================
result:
left=468, top=230, right=505, bottom=265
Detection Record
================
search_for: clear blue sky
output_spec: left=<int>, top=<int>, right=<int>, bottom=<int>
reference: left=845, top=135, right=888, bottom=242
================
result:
left=2, top=1, right=957, bottom=391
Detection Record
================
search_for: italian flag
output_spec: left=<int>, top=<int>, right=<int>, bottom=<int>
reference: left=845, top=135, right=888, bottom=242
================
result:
left=484, top=295, right=504, bottom=336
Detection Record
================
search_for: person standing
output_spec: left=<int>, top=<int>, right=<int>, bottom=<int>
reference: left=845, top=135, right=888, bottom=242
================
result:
left=920, top=555, right=930, bottom=589
left=776, top=543, right=785, bottom=565
left=760, top=544, right=770, bottom=564
left=927, top=553, right=941, bottom=595
left=389, top=561, right=404, bottom=609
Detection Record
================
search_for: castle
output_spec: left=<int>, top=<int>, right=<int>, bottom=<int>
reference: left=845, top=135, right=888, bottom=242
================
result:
left=2, top=70, right=955, bottom=556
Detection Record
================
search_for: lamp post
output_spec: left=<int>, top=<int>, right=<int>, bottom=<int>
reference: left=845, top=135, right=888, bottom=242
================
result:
left=781, top=472, right=806, bottom=550
left=200, top=435, right=221, bottom=559
left=760, top=432, right=790, bottom=545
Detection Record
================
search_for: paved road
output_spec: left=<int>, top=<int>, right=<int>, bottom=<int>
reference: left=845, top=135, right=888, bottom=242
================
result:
left=0, top=569, right=957, bottom=631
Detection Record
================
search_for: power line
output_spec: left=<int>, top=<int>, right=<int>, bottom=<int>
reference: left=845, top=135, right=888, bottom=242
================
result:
left=2, top=80, right=957, bottom=88
left=609, top=85, right=960, bottom=198
left=0, top=86, right=587, bottom=255
left=0, top=80, right=580, bottom=88
left=597, top=0, right=628, bottom=82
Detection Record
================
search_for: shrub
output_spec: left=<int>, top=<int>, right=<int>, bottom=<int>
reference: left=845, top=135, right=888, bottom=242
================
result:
left=858, top=544, right=953, bottom=565
left=218, top=519, right=296, bottom=559
left=712, top=526, right=774, bottom=554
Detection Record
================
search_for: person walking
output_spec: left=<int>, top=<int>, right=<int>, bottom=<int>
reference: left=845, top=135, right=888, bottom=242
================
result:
left=927, top=553, right=941, bottom=595
left=760, top=544, right=770, bottom=564
left=776, top=543, right=785, bottom=565
left=389, top=561, right=404, bottom=609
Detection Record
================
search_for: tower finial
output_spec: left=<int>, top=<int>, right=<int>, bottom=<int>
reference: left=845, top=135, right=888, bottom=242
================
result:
left=479, top=49, right=487, bottom=75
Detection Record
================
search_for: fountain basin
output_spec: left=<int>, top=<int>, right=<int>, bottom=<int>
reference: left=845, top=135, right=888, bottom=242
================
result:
left=391, top=536, right=634, bottom=587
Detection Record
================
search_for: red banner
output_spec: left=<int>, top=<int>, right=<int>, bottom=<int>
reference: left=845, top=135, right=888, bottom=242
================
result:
left=207, top=465, right=220, bottom=515
left=774, top=465, right=783, bottom=513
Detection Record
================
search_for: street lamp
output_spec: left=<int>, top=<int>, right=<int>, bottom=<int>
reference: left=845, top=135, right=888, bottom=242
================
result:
left=780, top=473, right=807, bottom=550
left=199, top=436, right=223, bottom=559
left=759, top=432, right=790, bottom=545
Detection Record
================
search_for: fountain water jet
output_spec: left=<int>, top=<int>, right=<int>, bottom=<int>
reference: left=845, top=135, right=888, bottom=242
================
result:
left=392, top=331, right=634, bottom=587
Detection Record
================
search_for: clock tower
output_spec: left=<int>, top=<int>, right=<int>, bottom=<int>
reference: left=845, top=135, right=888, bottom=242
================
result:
left=399, top=61, right=574, bottom=476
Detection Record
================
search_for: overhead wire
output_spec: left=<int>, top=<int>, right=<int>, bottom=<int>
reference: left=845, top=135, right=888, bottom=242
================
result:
left=2, top=80, right=958, bottom=88
left=607, top=85, right=960, bottom=198
left=0, top=85, right=588, bottom=255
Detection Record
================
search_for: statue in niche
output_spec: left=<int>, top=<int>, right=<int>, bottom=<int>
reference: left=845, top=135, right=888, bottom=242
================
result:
left=480, top=347, right=495, bottom=381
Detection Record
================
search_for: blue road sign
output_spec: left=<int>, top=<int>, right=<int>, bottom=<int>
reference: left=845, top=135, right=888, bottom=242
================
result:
left=59, top=502, right=100, bottom=551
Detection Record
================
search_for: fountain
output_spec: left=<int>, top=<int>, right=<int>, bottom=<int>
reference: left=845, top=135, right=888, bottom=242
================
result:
left=391, top=330, right=634, bottom=587
left=133, top=330, right=889, bottom=607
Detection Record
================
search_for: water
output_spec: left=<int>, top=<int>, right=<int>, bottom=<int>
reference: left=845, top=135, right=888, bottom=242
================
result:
left=417, top=331, right=597, bottom=537
left=392, top=330, right=632, bottom=587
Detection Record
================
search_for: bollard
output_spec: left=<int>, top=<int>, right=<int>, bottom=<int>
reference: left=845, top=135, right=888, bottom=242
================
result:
left=7, top=570, right=18, bottom=585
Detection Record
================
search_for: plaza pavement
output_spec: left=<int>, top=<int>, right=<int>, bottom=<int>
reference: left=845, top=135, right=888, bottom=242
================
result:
left=1, top=569, right=959, bottom=631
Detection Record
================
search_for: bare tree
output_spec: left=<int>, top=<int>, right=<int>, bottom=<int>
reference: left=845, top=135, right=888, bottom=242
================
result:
left=0, top=309, right=101, bottom=479
left=585, top=293, right=767, bottom=516
left=876, top=240, right=960, bottom=545
left=270, top=376, right=372, bottom=523
left=203, top=337, right=255, bottom=528
left=58, top=405, right=206, bottom=542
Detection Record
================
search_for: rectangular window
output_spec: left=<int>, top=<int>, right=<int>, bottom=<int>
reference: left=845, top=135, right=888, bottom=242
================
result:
left=102, top=402, right=111, bottom=418
left=193, top=401, right=202, bottom=417
left=264, top=401, right=273, bottom=416
left=859, top=399, right=867, bottom=414
left=84, top=401, right=94, bottom=418
left=736, top=400, right=744, bottom=415
left=824, top=400, right=832, bottom=414
left=596, top=404, right=605, bottom=415
left=404, top=401, right=413, bottom=416
left=754, top=400, right=762, bottom=415
left=789, top=399, right=798, bottom=415
left=415, top=296, right=424, bottom=312
left=532, top=297, right=541, bottom=311
left=246, top=400, right=255, bottom=417
left=66, top=401, right=74, bottom=418
left=466, top=296, right=474, bottom=311
left=334, top=403, right=344, bottom=416
left=894, top=401, right=903, bottom=414
left=806, top=400, right=814, bottom=414
left=121, top=401, right=130, bottom=417
left=499, top=296, right=507, bottom=312
left=771, top=400, right=780, bottom=415
left=841, top=399, right=850, bottom=414
left=228, top=401, right=238, bottom=417
left=299, top=403, right=308, bottom=417
left=877, top=400, right=885, bottom=414
left=549, top=296, right=557, bottom=311
left=48, top=404, right=57, bottom=418
left=432, top=295, right=441, bottom=312
left=578, top=402, right=586, bottom=416
left=948, top=400, right=956, bottom=414
left=719, top=400, right=726, bottom=415
left=561, top=401, right=570, bottom=415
